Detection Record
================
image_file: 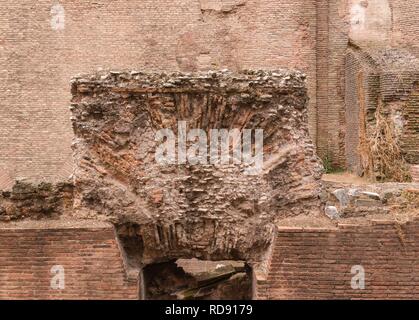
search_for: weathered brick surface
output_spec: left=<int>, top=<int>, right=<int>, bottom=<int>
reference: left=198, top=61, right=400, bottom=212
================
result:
left=256, top=218, right=419, bottom=300
left=316, top=0, right=349, bottom=165
left=0, top=0, right=318, bottom=182
left=0, top=224, right=138, bottom=299
left=344, top=48, right=365, bottom=174
left=392, top=0, right=419, bottom=56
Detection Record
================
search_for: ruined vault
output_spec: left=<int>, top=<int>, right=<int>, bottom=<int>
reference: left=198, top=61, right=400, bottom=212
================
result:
left=70, top=70, right=323, bottom=265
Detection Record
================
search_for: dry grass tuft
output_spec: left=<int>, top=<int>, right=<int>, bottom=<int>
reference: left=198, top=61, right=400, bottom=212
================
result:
left=359, top=100, right=411, bottom=182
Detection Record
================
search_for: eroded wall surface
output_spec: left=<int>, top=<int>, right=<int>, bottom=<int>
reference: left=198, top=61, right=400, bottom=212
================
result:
left=0, top=181, right=73, bottom=221
left=70, top=70, right=322, bottom=264
left=0, top=0, right=318, bottom=185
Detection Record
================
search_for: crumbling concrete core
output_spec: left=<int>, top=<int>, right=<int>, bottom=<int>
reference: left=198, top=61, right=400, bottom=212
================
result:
left=70, top=70, right=323, bottom=265
left=0, top=181, right=73, bottom=221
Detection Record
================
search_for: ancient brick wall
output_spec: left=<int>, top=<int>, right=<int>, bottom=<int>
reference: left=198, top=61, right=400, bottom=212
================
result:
left=381, top=72, right=419, bottom=166
left=343, top=46, right=419, bottom=180
left=0, top=222, right=138, bottom=299
left=0, top=0, right=317, bottom=185
left=391, top=0, right=419, bottom=55
left=316, top=0, right=419, bottom=167
left=344, top=49, right=364, bottom=174
left=316, top=0, right=349, bottom=165
left=316, top=0, right=393, bottom=165
left=315, top=0, right=331, bottom=159
left=344, top=47, right=380, bottom=175
left=256, top=218, right=419, bottom=300
left=1, top=1, right=418, bottom=179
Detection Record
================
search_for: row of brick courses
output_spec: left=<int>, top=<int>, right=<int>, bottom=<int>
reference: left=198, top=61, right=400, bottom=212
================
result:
left=344, top=49, right=364, bottom=174
left=322, top=0, right=348, bottom=166
left=2, top=218, right=417, bottom=300
left=0, top=224, right=138, bottom=299
left=391, top=0, right=419, bottom=56
left=315, top=0, right=330, bottom=156
left=256, top=218, right=419, bottom=299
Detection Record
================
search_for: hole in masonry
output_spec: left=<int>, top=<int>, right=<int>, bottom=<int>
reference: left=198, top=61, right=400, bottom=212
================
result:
left=116, top=223, right=144, bottom=269
left=143, top=258, right=252, bottom=300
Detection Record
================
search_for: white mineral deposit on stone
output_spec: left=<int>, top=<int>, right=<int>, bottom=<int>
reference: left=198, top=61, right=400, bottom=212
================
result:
left=361, top=191, right=381, bottom=200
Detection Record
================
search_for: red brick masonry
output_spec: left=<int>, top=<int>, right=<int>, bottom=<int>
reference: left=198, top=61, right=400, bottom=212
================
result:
left=1, top=218, right=418, bottom=299
left=0, top=223, right=138, bottom=299
left=256, top=217, right=419, bottom=299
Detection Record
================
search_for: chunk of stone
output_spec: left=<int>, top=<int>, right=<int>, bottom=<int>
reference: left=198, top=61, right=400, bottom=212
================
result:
left=325, top=206, right=340, bottom=219
left=361, top=191, right=381, bottom=201
left=332, top=189, right=349, bottom=207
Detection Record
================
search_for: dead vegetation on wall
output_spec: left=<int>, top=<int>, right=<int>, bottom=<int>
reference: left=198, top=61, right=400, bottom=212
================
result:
left=348, top=48, right=418, bottom=182
left=364, top=100, right=412, bottom=182
left=358, top=88, right=411, bottom=183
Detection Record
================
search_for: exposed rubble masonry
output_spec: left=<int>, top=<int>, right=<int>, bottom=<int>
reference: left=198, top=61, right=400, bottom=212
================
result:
left=70, top=70, right=323, bottom=265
